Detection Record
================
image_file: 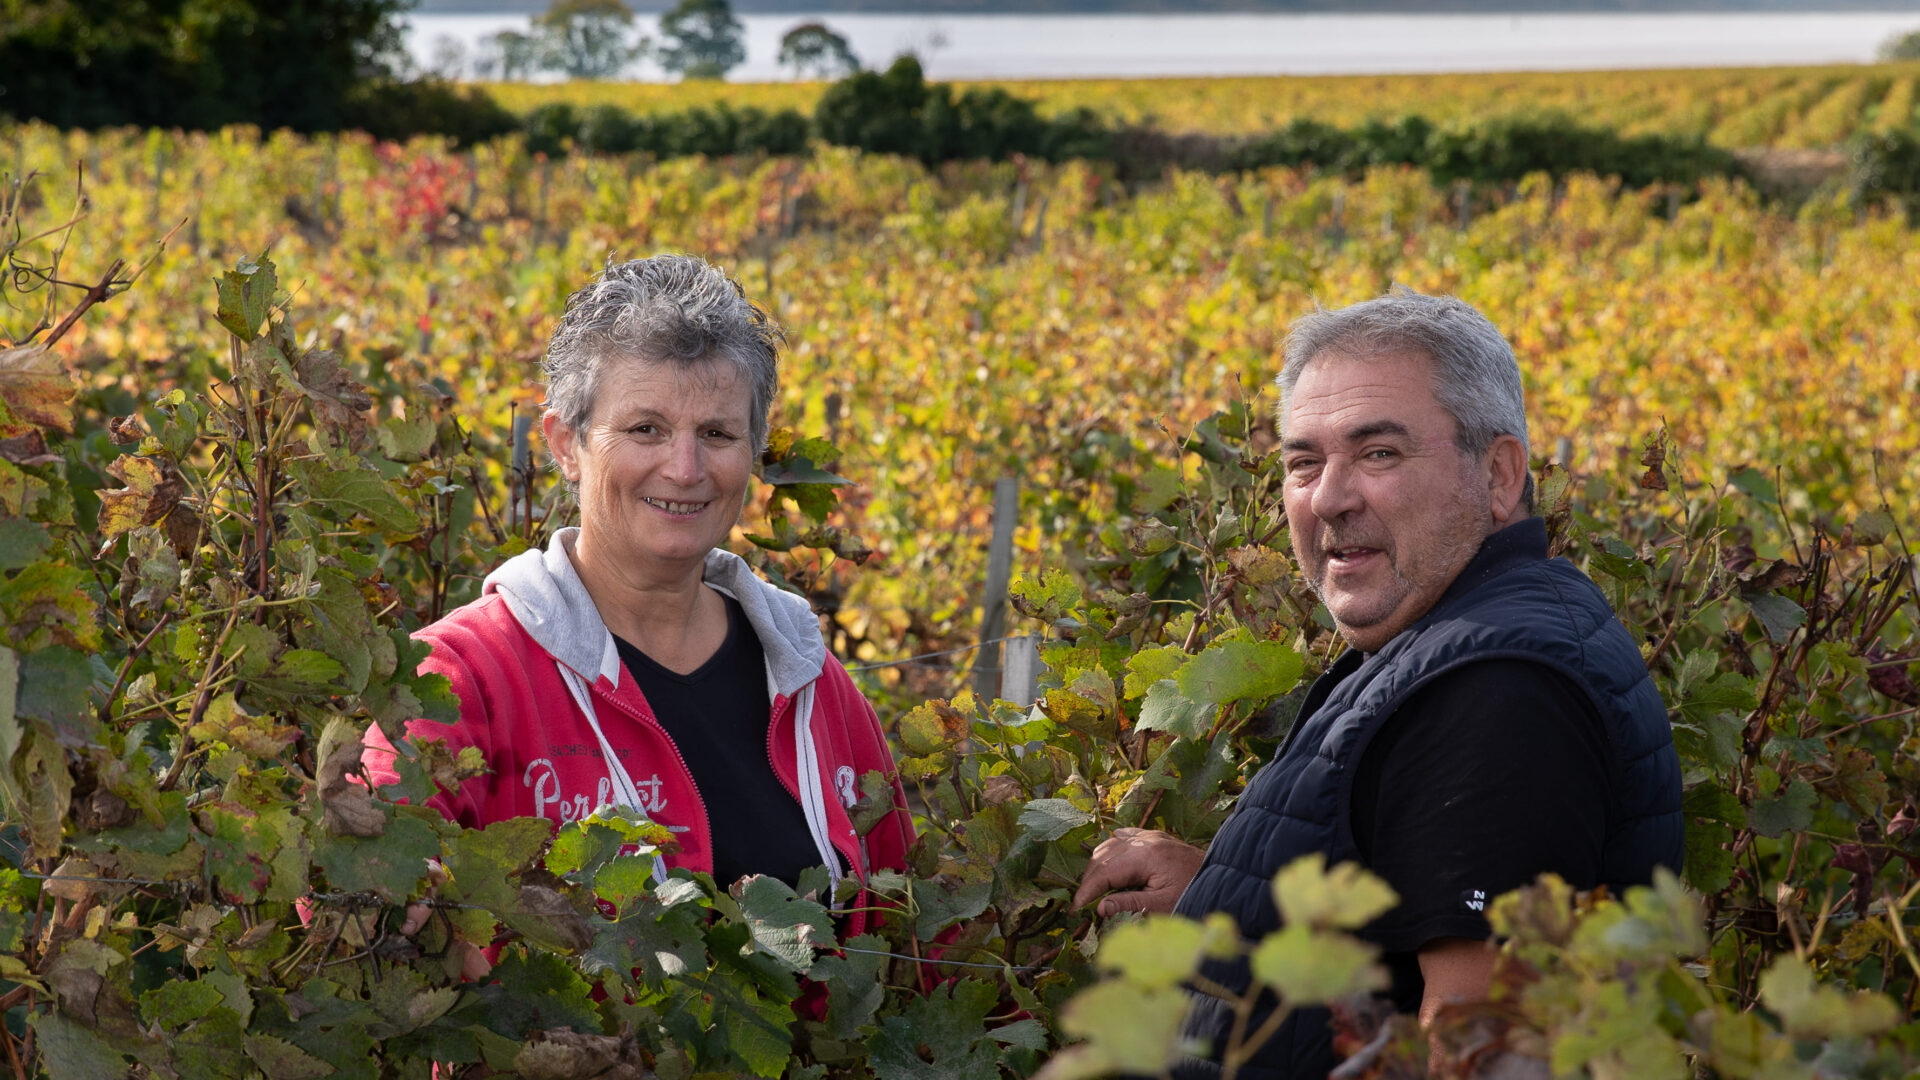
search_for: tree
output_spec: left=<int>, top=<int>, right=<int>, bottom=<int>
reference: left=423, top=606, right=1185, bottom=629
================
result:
left=476, top=29, right=541, bottom=80
left=533, top=0, right=648, bottom=80
left=777, top=21, right=859, bottom=81
left=425, top=34, right=469, bottom=80
left=657, top=0, right=745, bottom=82
left=0, top=0, right=410, bottom=130
left=1880, top=28, right=1920, bottom=62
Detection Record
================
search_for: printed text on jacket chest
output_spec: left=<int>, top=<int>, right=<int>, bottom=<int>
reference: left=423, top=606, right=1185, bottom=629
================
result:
left=522, top=754, right=671, bottom=825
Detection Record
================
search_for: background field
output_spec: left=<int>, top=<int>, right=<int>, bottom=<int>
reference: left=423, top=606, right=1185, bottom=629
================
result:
left=16, top=119, right=1915, bottom=674
left=485, top=61, right=1920, bottom=146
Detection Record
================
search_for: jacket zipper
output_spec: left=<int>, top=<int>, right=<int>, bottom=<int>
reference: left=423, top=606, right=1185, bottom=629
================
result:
left=767, top=687, right=871, bottom=934
left=593, top=679, right=714, bottom=874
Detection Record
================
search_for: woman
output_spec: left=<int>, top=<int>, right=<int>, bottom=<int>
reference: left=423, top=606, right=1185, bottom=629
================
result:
left=364, top=254, right=914, bottom=909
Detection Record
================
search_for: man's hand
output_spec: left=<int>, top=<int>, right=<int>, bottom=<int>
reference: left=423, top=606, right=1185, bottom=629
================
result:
left=1073, top=827, right=1206, bottom=917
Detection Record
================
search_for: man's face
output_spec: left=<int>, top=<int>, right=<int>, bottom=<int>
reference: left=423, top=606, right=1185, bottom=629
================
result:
left=1280, top=349, right=1495, bottom=653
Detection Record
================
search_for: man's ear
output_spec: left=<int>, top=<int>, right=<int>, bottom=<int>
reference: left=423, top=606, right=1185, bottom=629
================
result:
left=1486, top=433, right=1529, bottom=525
left=542, top=412, right=579, bottom=483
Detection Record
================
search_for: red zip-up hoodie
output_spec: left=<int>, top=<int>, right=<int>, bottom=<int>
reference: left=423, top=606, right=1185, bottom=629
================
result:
left=362, top=529, right=915, bottom=930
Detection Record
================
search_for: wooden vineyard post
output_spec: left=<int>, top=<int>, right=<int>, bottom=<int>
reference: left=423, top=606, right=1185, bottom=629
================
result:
left=1000, top=634, right=1039, bottom=707
left=150, top=138, right=166, bottom=233
left=971, top=477, right=1020, bottom=703
left=510, top=407, right=534, bottom=536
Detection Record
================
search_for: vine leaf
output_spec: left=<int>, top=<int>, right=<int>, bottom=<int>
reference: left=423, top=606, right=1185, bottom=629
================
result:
left=1272, top=854, right=1398, bottom=931
left=1249, top=924, right=1386, bottom=1006
left=478, top=949, right=603, bottom=1041
left=215, top=255, right=279, bottom=342
left=1094, top=913, right=1235, bottom=989
left=289, top=458, right=422, bottom=536
left=1042, top=982, right=1190, bottom=1080
left=1758, top=956, right=1900, bottom=1039
left=1135, top=680, right=1212, bottom=739
left=0, top=344, right=76, bottom=435
left=1177, top=640, right=1304, bottom=707
left=869, top=979, right=1002, bottom=1080
left=736, top=874, right=834, bottom=974
left=242, top=1034, right=334, bottom=1080
left=1123, top=645, right=1188, bottom=700
left=1018, top=798, right=1096, bottom=842
left=1747, top=779, right=1815, bottom=838
left=1742, top=591, right=1806, bottom=645
left=27, top=1012, right=127, bottom=1080
left=310, top=811, right=440, bottom=902
left=0, top=515, right=51, bottom=570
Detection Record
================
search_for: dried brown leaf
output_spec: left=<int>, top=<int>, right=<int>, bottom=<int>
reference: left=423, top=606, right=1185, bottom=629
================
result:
left=292, top=348, right=372, bottom=444
left=0, top=345, right=77, bottom=435
left=0, top=431, right=59, bottom=465
left=514, top=1029, right=628, bottom=1080
left=97, top=455, right=185, bottom=539
left=316, top=731, right=386, bottom=838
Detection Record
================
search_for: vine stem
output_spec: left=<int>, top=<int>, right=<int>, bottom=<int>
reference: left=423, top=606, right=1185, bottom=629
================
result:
left=3, top=1018, right=22, bottom=1080
left=158, top=604, right=243, bottom=792
left=96, top=611, right=174, bottom=724
left=40, top=258, right=126, bottom=348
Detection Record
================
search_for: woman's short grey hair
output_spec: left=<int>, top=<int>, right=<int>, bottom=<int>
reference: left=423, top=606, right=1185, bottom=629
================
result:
left=1277, top=287, right=1530, bottom=462
left=544, top=254, right=783, bottom=453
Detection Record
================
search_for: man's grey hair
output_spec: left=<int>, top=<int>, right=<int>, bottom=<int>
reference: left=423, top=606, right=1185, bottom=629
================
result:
left=544, top=253, right=783, bottom=453
left=1277, top=287, right=1531, bottom=463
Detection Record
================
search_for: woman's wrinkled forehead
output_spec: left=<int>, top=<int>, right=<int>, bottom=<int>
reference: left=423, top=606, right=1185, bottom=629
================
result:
left=578, top=351, right=754, bottom=431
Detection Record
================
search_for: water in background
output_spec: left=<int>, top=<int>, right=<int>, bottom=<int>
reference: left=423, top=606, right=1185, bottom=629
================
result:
left=405, top=11, right=1920, bottom=81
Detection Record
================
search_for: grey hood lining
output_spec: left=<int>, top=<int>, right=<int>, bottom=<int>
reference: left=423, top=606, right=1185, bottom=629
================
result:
left=482, top=527, right=829, bottom=700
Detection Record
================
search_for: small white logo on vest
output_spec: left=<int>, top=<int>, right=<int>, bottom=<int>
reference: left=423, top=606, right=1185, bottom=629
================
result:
left=835, top=765, right=859, bottom=808
left=1461, top=889, right=1488, bottom=912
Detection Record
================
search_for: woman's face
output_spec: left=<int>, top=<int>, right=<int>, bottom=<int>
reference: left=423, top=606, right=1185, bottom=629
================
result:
left=547, top=356, right=756, bottom=582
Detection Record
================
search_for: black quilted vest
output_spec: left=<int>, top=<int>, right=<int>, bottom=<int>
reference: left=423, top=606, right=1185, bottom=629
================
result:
left=1170, top=518, right=1682, bottom=1080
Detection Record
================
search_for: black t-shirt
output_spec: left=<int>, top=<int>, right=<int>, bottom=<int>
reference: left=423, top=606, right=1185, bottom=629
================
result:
left=613, top=595, right=822, bottom=889
left=1349, top=659, right=1612, bottom=1015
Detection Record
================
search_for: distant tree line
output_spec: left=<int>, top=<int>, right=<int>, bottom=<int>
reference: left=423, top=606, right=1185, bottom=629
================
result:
left=450, top=0, right=854, bottom=82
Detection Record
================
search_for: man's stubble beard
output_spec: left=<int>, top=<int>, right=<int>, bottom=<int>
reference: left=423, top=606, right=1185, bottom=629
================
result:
left=1298, top=470, right=1491, bottom=638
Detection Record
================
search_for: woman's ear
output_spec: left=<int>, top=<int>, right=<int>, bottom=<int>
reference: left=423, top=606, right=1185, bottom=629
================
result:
left=1486, top=433, right=1530, bottom=525
left=542, top=412, right=579, bottom=483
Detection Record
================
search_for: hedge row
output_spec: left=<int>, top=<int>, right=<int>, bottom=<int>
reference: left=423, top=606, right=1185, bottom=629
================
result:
left=1228, top=114, right=1741, bottom=187
left=344, top=65, right=1920, bottom=199
left=355, top=61, right=1751, bottom=191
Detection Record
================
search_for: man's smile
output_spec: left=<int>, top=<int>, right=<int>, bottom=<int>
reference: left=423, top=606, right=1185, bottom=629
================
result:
left=1326, top=545, right=1384, bottom=565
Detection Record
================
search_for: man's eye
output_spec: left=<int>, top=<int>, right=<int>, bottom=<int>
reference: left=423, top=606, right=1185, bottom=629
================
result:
left=630, top=423, right=657, bottom=435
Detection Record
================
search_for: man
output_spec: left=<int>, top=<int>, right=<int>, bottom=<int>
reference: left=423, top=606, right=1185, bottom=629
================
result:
left=1072, top=289, right=1682, bottom=1078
